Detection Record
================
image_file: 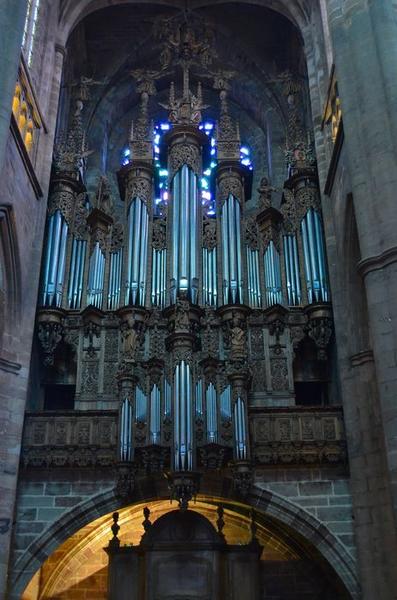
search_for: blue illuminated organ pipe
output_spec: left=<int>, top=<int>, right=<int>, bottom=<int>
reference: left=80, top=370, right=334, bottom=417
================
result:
left=87, top=241, right=105, bottom=308
left=135, top=386, right=148, bottom=424
left=170, top=165, right=199, bottom=304
left=300, top=208, right=330, bottom=303
left=283, top=234, right=302, bottom=306
left=107, top=248, right=123, bottom=310
left=220, top=386, right=232, bottom=420
left=125, top=197, right=149, bottom=306
left=246, top=246, right=261, bottom=308
left=163, top=377, right=172, bottom=418
left=173, top=360, right=193, bottom=471
left=67, top=237, right=87, bottom=309
left=149, top=384, right=161, bottom=444
left=205, top=383, right=218, bottom=443
left=119, top=397, right=133, bottom=461
left=264, top=241, right=283, bottom=307
left=233, top=397, right=247, bottom=460
left=151, top=246, right=167, bottom=308
left=202, top=245, right=217, bottom=306
left=222, top=194, right=243, bottom=304
left=41, top=209, right=69, bottom=307
left=195, top=379, right=204, bottom=417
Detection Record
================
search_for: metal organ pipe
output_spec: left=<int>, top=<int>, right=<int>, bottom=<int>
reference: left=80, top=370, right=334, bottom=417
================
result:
left=234, top=397, right=247, bottom=460
left=125, top=197, right=149, bottom=306
left=42, top=210, right=69, bottom=307
left=120, top=397, right=133, bottom=461
left=164, top=377, right=171, bottom=418
left=151, top=247, right=167, bottom=308
left=135, top=387, right=147, bottom=424
left=220, top=386, right=232, bottom=420
left=150, top=384, right=161, bottom=444
left=300, top=208, right=330, bottom=303
left=247, top=247, right=261, bottom=308
left=206, top=383, right=218, bottom=443
left=173, top=360, right=193, bottom=471
left=264, top=241, right=283, bottom=307
left=283, top=235, right=302, bottom=306
left=222, top=194, right=243, bottom=304
left=107, top=249, right=123, bottom=310
left=67, top=238, right=87, bottom=309
left=202, top=247, right=217, bottom=306
left=170, top=165, right=199, bottom=303
left=87, top=241, right=105, bottom=308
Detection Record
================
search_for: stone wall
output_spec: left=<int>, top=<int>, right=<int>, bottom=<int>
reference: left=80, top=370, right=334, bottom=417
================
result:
left=9, top=467, right=356, bottom=597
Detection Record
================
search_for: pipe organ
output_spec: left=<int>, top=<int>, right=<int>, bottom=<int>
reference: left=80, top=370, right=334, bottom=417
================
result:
left=37, top=60, right=334, bottom=503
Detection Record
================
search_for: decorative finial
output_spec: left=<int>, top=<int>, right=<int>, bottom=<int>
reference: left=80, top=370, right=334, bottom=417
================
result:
left=249, top=509, right=259, bottom=545
left=216, top=505, right=225, bottom=540
left=142, top=506, right=152, bottom=532
left=109, top=511, right=120, bottom=548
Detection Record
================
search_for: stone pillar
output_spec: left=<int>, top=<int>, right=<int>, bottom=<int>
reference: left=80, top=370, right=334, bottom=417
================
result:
left=0, top=0, right=28, bottom=173
left=326, top=1, right=397, bottom=597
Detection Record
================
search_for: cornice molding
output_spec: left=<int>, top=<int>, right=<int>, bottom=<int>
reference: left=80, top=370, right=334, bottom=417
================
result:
left=0, top=357, right=21, bottom=375
left=350, top=349, right=374, bottom=368
left=358, top=246, right=397, bottom=278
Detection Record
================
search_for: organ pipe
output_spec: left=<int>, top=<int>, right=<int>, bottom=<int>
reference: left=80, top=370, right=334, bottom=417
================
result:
left=202, top=247, right=217, bottom=306
left=205, top=383, right=217, bottom=443
left=149, top=384, right=161, bottom=444
left=222, top=194, right=243, bottom=304
left=246, top=247, right=261, bottom=308
left=41, top=210, right=69, bottom=307
left=119, top=397, right=133, bottom=461
left=170, top=165, right=199, bottom=304
left=173, top=360, right=193, bottom=471
left=220, top=386, right=232, bottom=420
left=195, top=379, right=204, bottom=417
left=151, top=248, right=167, bottom=308
left=125, top=197, right=149, bottom=306
left=87, top=241, right=105, bottom=309
left=283, top=234, right=302, bottom=306
left=264, top=241, right=283, bottom=307
left=107, top=248, right=123, bottom=310
left=300, top=208, right=330, bottom=303
left=67, top=238, right=87, bottom=309
left=135, top=387, right=147, bottom=423
left=233, top=397, right=247, bottom=460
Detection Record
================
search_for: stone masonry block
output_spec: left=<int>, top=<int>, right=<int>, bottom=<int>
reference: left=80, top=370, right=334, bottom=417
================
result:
left=316, top=506, right=353, bottom=522
left=299, top=482, right=333, bottom=496
left=37, top=508, right=67, bottom=522
left=45, top=483, right=72, bottom=496
left=19, top=496, right=54, bottom=508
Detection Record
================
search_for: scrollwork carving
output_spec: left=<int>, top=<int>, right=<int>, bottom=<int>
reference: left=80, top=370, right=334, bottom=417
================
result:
left=126, top=177, right=151, bottom=205
left=152, top=219, right=167, bottom=250
left=202, top=218, right=217, bottom=250
left=169, top=143, right=201, bottom=176
left=218, top=176, right=243, bottom=204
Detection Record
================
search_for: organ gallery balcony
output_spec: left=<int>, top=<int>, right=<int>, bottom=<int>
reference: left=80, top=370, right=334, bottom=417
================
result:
left=21, top=407, right=346, bottom=470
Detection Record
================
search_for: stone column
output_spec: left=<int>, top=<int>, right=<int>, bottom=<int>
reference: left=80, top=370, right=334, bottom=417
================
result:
left=326, top=1, right=397, bottom=597
left=0, top=0, right=28, bottom=173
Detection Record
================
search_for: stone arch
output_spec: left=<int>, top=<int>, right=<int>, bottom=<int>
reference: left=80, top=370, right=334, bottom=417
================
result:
left=10, top=476, right=360, bottom=599
left=57, top=0, right=311, bottom=47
